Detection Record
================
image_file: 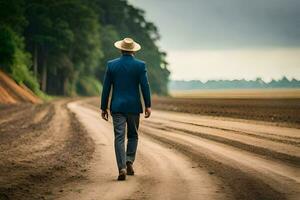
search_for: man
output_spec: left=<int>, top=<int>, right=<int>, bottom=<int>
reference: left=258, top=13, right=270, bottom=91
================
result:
left=100, top=38, right=151, bottom=181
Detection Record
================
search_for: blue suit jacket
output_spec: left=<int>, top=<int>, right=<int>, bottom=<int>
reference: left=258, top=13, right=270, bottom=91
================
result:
left=100, top=54, right=151, bottom=114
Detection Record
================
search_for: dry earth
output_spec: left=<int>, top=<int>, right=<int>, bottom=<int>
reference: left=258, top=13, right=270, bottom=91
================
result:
left=0, top=100, right=94, bottom=200
left=0, top=97, right=299, bottom=200
left=0, top=70, right=41, bottom=104
left=152, top=97, right=300, bottom=127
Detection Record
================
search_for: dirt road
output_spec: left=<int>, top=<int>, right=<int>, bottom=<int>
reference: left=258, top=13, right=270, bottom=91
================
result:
left=63, top=99, right=299, bottom=200
left=1, top=98, right=299, bottom=200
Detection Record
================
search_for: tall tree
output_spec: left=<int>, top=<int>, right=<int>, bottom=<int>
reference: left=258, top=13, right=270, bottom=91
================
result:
left=91, top=0, right=170, bottom=94
left=1, top=0, right=170, bottom=96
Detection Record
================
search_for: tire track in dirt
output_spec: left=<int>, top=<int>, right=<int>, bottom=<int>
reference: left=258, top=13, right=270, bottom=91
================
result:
left=169, top=120, right=300, bottom=145
left=140, top=125, right=300, bottom=200
left=84, top=98, right=300, bottom=200
left=144, top=111, right=300, bottom=161
left=64, top=100, right=230, bottom=200
left=0, top=104, right=33, bottom=124
left=0, top=100, right=95, bottom=200
left=143, top=121, right=300, bottom=166
left=150, top=110, right=300, bottom=140
left=2, top=97, right=298, bottom=199
left=0, top=103, right=54, bottom=146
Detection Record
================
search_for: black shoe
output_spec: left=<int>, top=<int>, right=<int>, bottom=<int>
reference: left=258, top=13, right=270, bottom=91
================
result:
left=126, top=161, right=134, bottom=176
left=117, top=169, right=126, bottom=181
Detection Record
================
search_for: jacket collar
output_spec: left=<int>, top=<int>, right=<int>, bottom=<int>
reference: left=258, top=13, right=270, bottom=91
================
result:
left=121, top=54, right=134, bottom=59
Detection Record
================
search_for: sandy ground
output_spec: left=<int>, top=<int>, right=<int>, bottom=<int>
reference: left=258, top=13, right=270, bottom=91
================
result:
left=0, top=97, right=299, bottom=200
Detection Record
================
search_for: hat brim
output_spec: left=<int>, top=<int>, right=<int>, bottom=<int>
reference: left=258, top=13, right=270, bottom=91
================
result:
left=114, top=40, right=141, bottom=51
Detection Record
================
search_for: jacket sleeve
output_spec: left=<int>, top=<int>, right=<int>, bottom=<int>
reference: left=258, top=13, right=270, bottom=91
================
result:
left=101, top=65, right=112, bottom=110
left=139, top=63, right=151, bottom=108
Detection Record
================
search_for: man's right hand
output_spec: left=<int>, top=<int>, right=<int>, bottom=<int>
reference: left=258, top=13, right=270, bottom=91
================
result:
left=145, top=107, right=151, bottom=118
left=101, top=109, right=109, bottom=121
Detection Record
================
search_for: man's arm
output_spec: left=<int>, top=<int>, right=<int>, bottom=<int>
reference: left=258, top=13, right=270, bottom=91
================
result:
left=139, top=63, right=151, bottom=118
left=100, top=65, right=112, bottom=120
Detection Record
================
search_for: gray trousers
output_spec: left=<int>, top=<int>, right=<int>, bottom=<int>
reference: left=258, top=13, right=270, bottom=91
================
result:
left=111, top=113, right=140, bottom=171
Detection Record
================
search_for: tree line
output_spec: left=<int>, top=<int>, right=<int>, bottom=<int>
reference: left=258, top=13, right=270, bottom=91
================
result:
left=0, top=0, right=170, bottom=96
left=169, top=77, right=300, bottom=90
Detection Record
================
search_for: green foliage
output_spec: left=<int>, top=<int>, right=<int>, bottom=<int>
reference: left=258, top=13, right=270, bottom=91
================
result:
left=92, top=0, right=170, bottom=95
left=76, top=76, right=102, bottom=96
left=0, top=26, right=16, bottom=70
left=0, top=0, right=170, bottom=97
left=169, top=78, right=300, bottom=90
left=0, top=0, right=27, bottom=33
left=96, top=25, right=120, bottom=81
left=0, top=25, right=42, bottom=96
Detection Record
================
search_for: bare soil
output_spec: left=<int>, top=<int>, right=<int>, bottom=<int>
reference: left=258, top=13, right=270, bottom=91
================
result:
left=0, top=70, right=41, bottom=104
left=0, top=97, right=299, bottom=200
left=67, top=98, right=299, bottom=200
left=0, top=100, right=94, bottom=200
left=152, top=97, right=300, bottom=127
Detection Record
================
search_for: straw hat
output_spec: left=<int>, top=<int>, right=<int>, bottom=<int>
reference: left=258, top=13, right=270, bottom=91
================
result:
left=114, top=38, right=141, bottom=52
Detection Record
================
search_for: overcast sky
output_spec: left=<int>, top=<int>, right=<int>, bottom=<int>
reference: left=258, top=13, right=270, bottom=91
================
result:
left=128, top=0, right=300, bottom=81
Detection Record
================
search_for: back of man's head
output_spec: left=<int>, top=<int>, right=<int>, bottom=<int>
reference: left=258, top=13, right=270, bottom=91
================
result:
left=121, top=50, right=134, bottom=55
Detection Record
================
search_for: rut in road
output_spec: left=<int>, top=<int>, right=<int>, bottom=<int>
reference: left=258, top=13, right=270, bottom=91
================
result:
left=3, top=98, right=298, bottom=200
left=139, top=110, right=300, bottom=200
left=0, top=100, right=94, bottom=200
left=64, top=101, right=229, bottom=200
left=165, top=120, right=300, bottom=145
left=76, top=99, right=300, bottom=200
left=143, top=120, right=300, bottom=165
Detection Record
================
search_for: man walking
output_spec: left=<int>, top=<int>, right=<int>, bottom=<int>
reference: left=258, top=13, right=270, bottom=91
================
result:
left=100, top=38, right=151, bottom=181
